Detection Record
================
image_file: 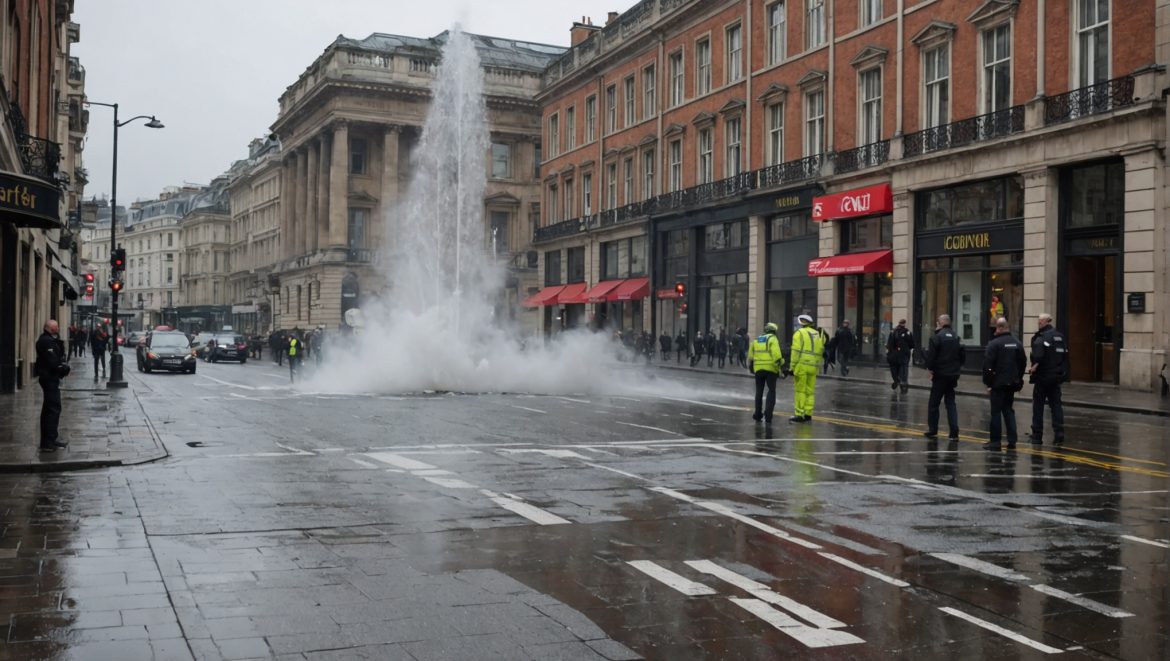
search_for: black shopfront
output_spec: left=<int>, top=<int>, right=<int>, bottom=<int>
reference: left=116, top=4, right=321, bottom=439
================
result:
left=764, top=187, right=820, bottom=349
left=914, top=175, right=1025, bottom=369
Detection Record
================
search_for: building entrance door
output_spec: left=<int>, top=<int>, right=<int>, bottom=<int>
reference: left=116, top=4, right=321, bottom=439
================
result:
left=1065, top=255, right=1119, bottom=383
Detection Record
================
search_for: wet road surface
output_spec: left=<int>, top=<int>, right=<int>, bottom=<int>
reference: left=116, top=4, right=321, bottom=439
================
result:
left=1, top=356, right=1166, bottom=660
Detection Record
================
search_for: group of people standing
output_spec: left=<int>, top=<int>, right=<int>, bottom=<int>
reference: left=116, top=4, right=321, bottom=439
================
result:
left=268, top=327, right=326, bottom=382
left=671, top=329, right=749, bottom=369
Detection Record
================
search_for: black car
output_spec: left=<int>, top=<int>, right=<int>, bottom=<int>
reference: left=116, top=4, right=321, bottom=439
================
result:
left=206, top=334, right=247, bottom=363
left=139, top=332, right=198, bottom=374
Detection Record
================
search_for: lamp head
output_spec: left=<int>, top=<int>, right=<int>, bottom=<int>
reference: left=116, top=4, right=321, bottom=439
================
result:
left=145, top=117, right=164, bottom=129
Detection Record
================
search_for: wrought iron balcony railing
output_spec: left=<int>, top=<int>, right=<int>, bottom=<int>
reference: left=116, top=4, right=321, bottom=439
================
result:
left=1044, top=75, right=1136, bottom=126
left=346, top=248, right=374, bottom=263
left=756, top=154, right=822, bottom=189
left=6, top=99, right=61, bottom=182
left=833, top=140, right=890, bottom=174
left=903, top=106, right=1024, bottom=157
left=534, top=216, right=589, bottom=243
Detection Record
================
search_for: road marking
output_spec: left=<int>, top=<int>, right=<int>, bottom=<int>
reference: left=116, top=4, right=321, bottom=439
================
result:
left=657, top=396, right=747, bottom=411
left=616, top=421, right=683, bottom=435
left=816, top=552, right=909, bottom=588
left=814, top=450, right=916, bottom=455
left=412, top=469, right=456, bottom=476
left=365, top=453, right=438, bottom=471
left=274, top=442, right=314, bottom=456
left=229, top=393, right=262, bottom=401
left=556, top=396, right=592, bottom=404
left=938, top=607, right=1063, bottom=654
left=965, top=474, right=1079, bottom=479
left=198, top=374, right=257, bottom=390
left=395, top=449, right=482, bottom=456
left=315, top=448, right=346, bottom=452
left=930, top=553, right=1030, bottom=582
left=729, top=598, right=864, bottom=649
left=626, top=561, right=717, bottom=596
left=651, top=487, right=821, bottom=550
left=1029, top=584, right=1133, bottom=618
left=422, top=476, right=477, bottom=489
left=498, top=448, right=589, bottom=460
left=509, top=405, right=548, bottom=414
left=686, top=560, right=845, bottom=629
left=584, top=463, right=646, bottom=480
left=480, top=489, right=570, bottom=525
left=348, top=458, right=378, bottom=469
left=1121, top=534, right=1170, bottom=549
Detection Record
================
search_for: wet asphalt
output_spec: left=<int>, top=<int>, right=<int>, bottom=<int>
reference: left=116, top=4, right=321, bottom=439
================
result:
left=1, top=354, right=1166, bottom=660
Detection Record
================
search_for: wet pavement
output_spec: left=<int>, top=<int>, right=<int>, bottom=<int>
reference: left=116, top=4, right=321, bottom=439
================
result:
left=0, top=354, right=1166, bottom=659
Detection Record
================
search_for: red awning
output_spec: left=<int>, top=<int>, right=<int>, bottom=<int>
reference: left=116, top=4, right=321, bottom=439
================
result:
left=521, top=285, right=566, bottom=308
left=807, top=250, right=893, bottom=277
left=580, top=280, right=625, bottom=303
left=556, top=282, right=589, bottom=304
left=655, top=287, right=682, bottom=300
left=609, top=277, right=650, bottom=301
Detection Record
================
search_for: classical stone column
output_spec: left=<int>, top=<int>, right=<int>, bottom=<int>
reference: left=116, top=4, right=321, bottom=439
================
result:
left=746, top=214, right=766, bottom=335
left=280, top=157, right=293, bottom=260
left=890, top=190, right=911, bottom=326
left=329, top=121, right=349, bottom=250
left=381, top=125, right=401, bottom=251
left=317, top=134, right=330, bottom=251
left=816, top=217, right=837, bottom=327
left=295, top=148, right=309, bottom=258
left=306, top=141, right=319, bottom=254
left=1120, top=148, right=1161, bottom=389
left=1021, top=167, right=1055, bottom=321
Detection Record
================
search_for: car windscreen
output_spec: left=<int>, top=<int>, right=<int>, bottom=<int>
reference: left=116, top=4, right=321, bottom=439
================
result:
left=151, top=338, right=190, bottom=352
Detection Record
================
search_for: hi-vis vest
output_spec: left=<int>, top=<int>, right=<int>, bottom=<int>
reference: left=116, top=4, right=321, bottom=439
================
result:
left=750, top=334, right=783, bottom=373
left=288, top=338, right=298, bottom=356
left=790, top=326, right=824, bottom=370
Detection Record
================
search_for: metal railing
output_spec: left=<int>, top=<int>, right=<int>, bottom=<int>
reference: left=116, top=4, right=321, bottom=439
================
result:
left=534, top=216, right=589, bottom=242
left=6, top=99, right=62, bottom=182
left=756, top=154, right=822, bottom=189
left=1044, top=75, right=1136, bottom=126
left=903, top=106, right=1024, bottom=157
left=833, top=140, right=890, bottom=174
left=346, top=248, right=374, bottom=263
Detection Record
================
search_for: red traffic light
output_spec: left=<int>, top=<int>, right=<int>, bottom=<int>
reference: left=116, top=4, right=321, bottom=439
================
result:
left=679, top=302, right=688, bottom=315
left=84, top=272, right=95, bottom=283
left=109, top=278, right=124, bottom=292
left=84, top=284, right=95, bottom=296
left=674, top=282, right=686, bottom=297
left=111, top=248, right=126, bottom=270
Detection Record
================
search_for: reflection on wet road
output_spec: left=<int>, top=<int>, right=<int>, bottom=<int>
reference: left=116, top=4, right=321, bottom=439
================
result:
left=2, top=358, right=1166, bottom=659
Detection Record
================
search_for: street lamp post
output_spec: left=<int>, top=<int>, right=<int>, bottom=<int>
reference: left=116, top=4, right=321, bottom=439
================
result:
left=86, top=101, right=163, bottom=389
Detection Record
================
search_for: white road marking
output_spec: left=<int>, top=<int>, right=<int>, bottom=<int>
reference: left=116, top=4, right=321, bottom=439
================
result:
left=930, top=553, right=1030, bottom=582
left=348, top=458, right=378, bottom=469
left=365, top=453, right=438, bottom=471
left=611, top=396, right=643, bottom=403
left=616, top=421, right=683, bottom=435
left=1029, top=585, right=1134, bottom=618
left=729, top=598, right=865, bottom=649
left=498, top=448, right=589, bottom=460
left=198, top=374, right=257, bottom=390
left=315, top=448, right=346, bottom=453
left=229, top=393, right=262, bottom=401
left=686, top=560, right=845, bottom=629
left=626, top=561, right=717, bottom=596
left=656, top=396, right=748, bottom=411
left=576, top=447, right=619, bottom=456
left=965, top=474, right=1078, bottom=479
left=1121, top=534, right=1170, bottom=549
left=585, top=463, right=646, bottom=480
left=274, top=442, right=314, bottom=456
left=412, top=469, right=456, bottom=476
left=650, top=486, right=696, bottom=503
left=817, top=552, right=910, bottom=588
left=422, top=476, right=477, bottom=489
left=479, top=489, right=570, bottom=525
left=258, top=373, right=285, bottom=381
left=395, top=449, right=482, bottom=456
left=556, top=396, right=592, bottom=404
left=938, top=607, right=1063, bottom=654
left=509, top=405, right=548, bottom=414
left=814, top=451, right=916, bottom=455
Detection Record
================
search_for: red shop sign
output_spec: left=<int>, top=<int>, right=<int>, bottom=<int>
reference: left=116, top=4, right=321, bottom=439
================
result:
left=812, top=183, right=893, bottom=221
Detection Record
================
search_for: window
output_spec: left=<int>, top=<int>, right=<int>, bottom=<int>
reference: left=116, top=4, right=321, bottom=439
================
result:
left=602, top=241, right=623, bottom=280
left=1065, top=161, right=1124, bottom=228
left=704, top=220, right=749, bottom=250
left=606, top=162, right=617, bottom=209
left=844, top=215, right=892, bottom=252
left=696, top=39, right=711, bottom=95
left=565, top=107, right=576, bottom=150
left=166, top=267, right=173, bottom=284
left=1076, top=0, right=1109, bottom=87
left=567, top=246, right=586, bottom=283
left=725, top=117, right=742, bottom=176
left=642, top=64, right=656, bottom=118
left=917, top=176, right=1025, bottom=230
left=491, top=143, right=511, bottom=179
left=669, top=51, right=684, bottom=106
left=861, top=0, right=882, bottom=27
left=804, top=90, right=825, bottom=156
left=623, top=158, right=634, bottom=204
left=582, top=172, right=593, bottom=215
left=347, top=208, right=367, bottom=249
left=669, top=140, right=682, bottom=191
left=629, top=235, right=647, bottom=275
left=534, top=144, right=542, bottom=177
left=924, top=45, right=950, bottom=129
left=490, top=211, right=509, bottom=254
left=585, top=95, right=597, bottom=142
left=544, top=250, right=562, bottom=285
left=642, top=148, right=655, bottom=200
left=548, top=114, right=560, bottom=157
left=806, top=0, right=826, bottom=49
left=605, top=85, right=617, bottom=133
left=859, top=68, right=882, bottom=145
left=564, top=180, right=574, bottom=219
left=624, top=76, right=636, bottom=126
left=767, top=2, right=787, bottom=65
left=697, top=128, right=713, bottom=184
left=725, top=24, right=742, bottom=83
left=548, top=183, right=559, bottom=222
left=349, top=138, right=367, bottom=175
left=767, top=103, right=784, bottom=165
left=982, top=24, right=1011, bottom=113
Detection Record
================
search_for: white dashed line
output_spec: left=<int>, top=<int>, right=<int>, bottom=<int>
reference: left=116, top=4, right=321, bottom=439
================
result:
left=1121, top=534, right=1170, bottom=549
left=626, top=561, right=717, bottom=596
left=365, top=453, right=438, bottom=471
left=348, top=458, right=378, bottom=469
left=687, top=560, right=845, bottom=629
left=616, top=421, right=683, bottom=435
left=939, top=607, right=1063, bottom=654
left=729, top=598, right=864, bottom=649
left=480, top=489, right=570, bottom=525
left=509, top=405, right=548, bottom=414
left=816, top=552, right=909, bottom=588
left=930, top=553, right=1030, bottom=582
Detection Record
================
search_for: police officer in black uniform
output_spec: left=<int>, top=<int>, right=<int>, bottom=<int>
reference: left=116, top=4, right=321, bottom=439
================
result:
left=923, top=314, right=966, bottom=441
left=1028, top=312, right=1068, bottom=445
left=981, top=317, right=1027, bottom=451
left=35, top=320, right=70, bottom=452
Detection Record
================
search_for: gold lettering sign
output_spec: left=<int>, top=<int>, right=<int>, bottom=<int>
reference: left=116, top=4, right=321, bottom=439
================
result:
left=774, top=195, right=801, bottom=209
left=0, top=184, right=39, bottom=210
left=943, top=232, right=990, bottom=251
left=1087, top=237, right=1115, bottom=249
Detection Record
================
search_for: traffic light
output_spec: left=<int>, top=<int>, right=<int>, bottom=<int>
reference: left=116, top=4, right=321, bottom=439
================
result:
left=110, top=248, right=126, bottom=272
left=674, top=282, right=686, bottom=297
left=109, top=278, right=124, bottom=293
left=679, top=302, right=688, bottom=315
left=84, top=272, right=95, bottom=297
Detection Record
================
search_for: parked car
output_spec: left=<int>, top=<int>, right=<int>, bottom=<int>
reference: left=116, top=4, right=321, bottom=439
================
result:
left=138, top=331, right=197, bottom=374
left=207, top=334, right=248, bottom=363
left=124, top=331, right=146, bottom=348
left=190, top=332, right=217, bottom=359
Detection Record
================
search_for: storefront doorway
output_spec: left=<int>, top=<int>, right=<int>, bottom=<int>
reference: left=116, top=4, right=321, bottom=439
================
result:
left=699, top=274, right=748, bottom=335
left=839, top=273, right=892, bottom=362
left=1065, top=254, right=1120, bottom=383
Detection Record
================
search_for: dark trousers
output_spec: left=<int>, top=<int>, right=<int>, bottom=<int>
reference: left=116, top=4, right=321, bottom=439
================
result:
left=676, top=349, right=683, bottom=363
left=838, top=352, right=850, bottom=376
left=93, top=350, right=106, bottom=377
left=1031, top=380, right=1065, bottom=441
left=989, top=387, right=1019, bottom=445
left=927, top=375, right=960, bottom=437
left=717, top=355, right=725, bottom=368
left=277, top=349, right=284, bottom=366
left=889, top=358, right=909, bottom=385
left=706, top=353, right=714, bottom=367
left=662, top=349, right=670, bottom=361
left=753, top=371, right=778, bottom=421
left=288, top=355, right=298, bottom=380
left=39, top=378, right=61, bottom=446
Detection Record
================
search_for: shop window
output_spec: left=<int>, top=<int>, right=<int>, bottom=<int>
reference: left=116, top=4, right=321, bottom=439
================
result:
left=917, top=176, right=1024, bottom=230
left=704, top=220, right=748, bottom=251
left=567, top=247, right=586, bottom=283
left=769, top=213, right=815, bottom=241
left=602, top=241, right=623, bottom=280
left=630, top=235, right=647, bottom=275
left=544, top=250, right=562, bottom=285
left=917, top=255, right=1024, bottom=348
left=662, top=229, right=690, bottom=282
left=1065, top=161, right=1124, bottom=228
left=843, top=215, right=892, bottom=252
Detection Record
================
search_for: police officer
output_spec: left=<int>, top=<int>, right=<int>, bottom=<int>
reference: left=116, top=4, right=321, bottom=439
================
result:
left=748, top=322, right=785, bottom=424
left=923, top=314, right=966, bottom=441
left=981, top=317, right=1027, bottom=451
left=36, top=320, right=69, bottom=452
left=886, top=319, right=915, bottom=393
left=1028, top=313, right=1068, bottom=445
left=790, top=314, right=824, bottom=423
left=288, top=330, right=302, bottom=382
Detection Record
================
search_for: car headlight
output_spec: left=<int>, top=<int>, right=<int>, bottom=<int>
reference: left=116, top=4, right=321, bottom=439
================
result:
left=147, top=352, right=157, bottom=360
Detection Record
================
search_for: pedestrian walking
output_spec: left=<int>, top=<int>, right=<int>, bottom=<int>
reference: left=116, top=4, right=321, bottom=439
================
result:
left=659, top=331, right=671, bottom=361
left=818, top=325, right=833, bottom=374
left=675, top=331, right=686, bottom=363
left=1027, top=313, right=1068, bottom=446
left=288, top=329, right=302, bottom=382
left=736, top=328, right=748, bottom=368
left=981, top=317, right=1027, bottom=451
left=690, top=334, right=704, bottom=367
left=923, top=314, right=966, bottom=441
left=886, top=319, right=915, bottom=394
left=35, top=320, right=69, bottom=452
left=716, top=331, right=728, bottom=368
left=833, top=320, right=856, bottom=377
left=789, top=314, right=824, bottom=423
left=76, top=328, right=87, bottom=357
left=90, top=326, right=109, bottom=379
left=748, top=322, right=785, bottom=424
left=703, top=332, right=714, bottom=367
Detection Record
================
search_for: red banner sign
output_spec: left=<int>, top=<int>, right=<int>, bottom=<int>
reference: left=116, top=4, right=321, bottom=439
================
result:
left=812, top=183, right=893, bottom=221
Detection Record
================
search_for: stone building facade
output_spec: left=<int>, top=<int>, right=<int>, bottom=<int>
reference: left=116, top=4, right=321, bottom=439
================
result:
left=121, top=187, right=200, bottom=328
left=227, top=137, right=282, bottom=335
left=268, top=31, right=564, bottom=333
left=178, top=179, right=232, bottom=313
left=534, top=0, right=1168, bottom=391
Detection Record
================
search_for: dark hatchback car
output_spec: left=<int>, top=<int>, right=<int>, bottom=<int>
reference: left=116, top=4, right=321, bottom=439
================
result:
left=206, top=334, right=247, bottom=363
left=139, top=332, right=198, bottom=374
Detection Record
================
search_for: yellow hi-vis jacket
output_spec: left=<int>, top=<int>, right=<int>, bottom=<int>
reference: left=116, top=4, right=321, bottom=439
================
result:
left=288, top=338, right=299, bottom=356
left=749, top=333, right=784, bottom=373
left=790, top=325, right=824, bottom=370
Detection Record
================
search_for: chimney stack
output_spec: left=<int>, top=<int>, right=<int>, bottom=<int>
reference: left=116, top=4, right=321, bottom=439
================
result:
left=570, top=16, right=600, bottom=46
left=606, top=11, right=619, bottom=25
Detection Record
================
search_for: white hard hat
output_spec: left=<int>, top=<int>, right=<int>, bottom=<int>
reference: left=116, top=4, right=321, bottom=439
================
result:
left=798, top=314, right=813, bottom=325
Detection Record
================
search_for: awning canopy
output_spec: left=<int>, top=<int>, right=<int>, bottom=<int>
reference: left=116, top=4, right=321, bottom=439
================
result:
left=556, top=282, right=589, bottom=304
left=807, top=250, right=893, bottom=277
left=610, top=277, right=650, bottom=301
left=655, top=287, right=682, bottom=300
left=581, top=280, right=624, bottom=303
left=521, top=285, right=565, bottom=308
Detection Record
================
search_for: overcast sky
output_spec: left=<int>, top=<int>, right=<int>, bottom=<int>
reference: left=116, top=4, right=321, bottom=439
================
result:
left=73, top=1, right=630, bottom=205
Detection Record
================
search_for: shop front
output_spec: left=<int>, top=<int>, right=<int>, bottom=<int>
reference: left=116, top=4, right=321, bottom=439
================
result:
left=764, top=187, right=820, bottom=348
left=914, top=175, right=1025, bottom=369
left=811, top=184, right=894, bottom=362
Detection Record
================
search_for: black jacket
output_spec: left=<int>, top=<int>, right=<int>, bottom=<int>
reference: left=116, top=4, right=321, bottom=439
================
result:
left=35, top=331, right=65, bottom=380
left=716, top=335, right=728, bottom=356
left=1029, top=324, right=1069, bottom=384
left=833, top=327, right=856, bottom=358
left=90, top=331, right=109, bottom=354
left=675, top=334, right=687, bottom=351
left=925, top=326, right=966, bottom=377
left=983, top=331, right=1027, bottom=389
left=886, top=326, right=915, bottom=363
